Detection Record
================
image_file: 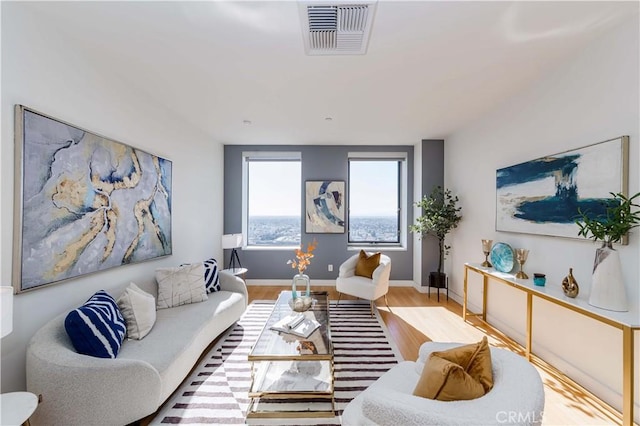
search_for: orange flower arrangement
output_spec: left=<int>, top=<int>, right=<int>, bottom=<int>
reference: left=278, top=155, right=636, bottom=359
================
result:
left=287, top=239, right=318, bottom=275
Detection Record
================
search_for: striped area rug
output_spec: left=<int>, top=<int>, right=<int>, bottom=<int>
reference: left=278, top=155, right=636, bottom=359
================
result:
left=150, top=300, right=402, bottom=425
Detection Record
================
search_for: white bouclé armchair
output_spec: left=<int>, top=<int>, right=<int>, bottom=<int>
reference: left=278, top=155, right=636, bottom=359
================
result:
left=336, top=251, right=391, bottom=316
left=341, top=341, right=545, bottom=426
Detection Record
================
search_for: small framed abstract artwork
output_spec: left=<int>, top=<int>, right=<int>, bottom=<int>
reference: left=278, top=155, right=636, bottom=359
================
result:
left=305, top=180, right=345, bottom=233
left=496, top=136, right=628, bottom=240
left=13, top=105, right=173, bottom=293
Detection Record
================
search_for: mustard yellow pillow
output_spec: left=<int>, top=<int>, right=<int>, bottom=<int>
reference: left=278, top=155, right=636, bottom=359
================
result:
left=436, top=336, right=493, bottom=393
left=413, top=337, right=493, bottom=401
left=355, top=250, right=381, bottom=278
left=413, top=355, right=486, bottom=401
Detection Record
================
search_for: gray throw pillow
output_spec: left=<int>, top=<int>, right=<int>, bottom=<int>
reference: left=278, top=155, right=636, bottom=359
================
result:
left=155, top=263, right=208, bottom=309
left=117, top=282, right=157, bottom=340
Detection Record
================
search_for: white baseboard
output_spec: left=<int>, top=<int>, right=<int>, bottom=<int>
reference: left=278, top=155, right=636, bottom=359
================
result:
left=246, top=279, right=467, bottom=307
left=413, top=285, right=465, bottom=305
left=245, top=280, right=468, bottom=304
left=246, top=279, right=415, bottom=287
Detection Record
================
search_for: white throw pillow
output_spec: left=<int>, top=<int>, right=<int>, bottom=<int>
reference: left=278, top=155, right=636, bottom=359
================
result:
left=156, top=263, right=208, bottom=309
left=117, top=282, right=157, bottom=340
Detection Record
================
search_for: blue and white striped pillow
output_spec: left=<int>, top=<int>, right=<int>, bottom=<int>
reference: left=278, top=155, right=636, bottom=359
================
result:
left=64, top=290, right=127, bottom=359
left=203, top=258, right=221, bottom=293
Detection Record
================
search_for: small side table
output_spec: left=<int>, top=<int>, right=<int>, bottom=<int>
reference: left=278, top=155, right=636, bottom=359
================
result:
left=223, top=267, right=248, bottom=281
left=0, top=392, right=38, bottom=426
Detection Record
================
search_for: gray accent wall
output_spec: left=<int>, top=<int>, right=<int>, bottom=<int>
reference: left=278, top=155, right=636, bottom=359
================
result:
left=224, top=145, right=417, bottom=280
left=420, top=139, right=445, bottom=285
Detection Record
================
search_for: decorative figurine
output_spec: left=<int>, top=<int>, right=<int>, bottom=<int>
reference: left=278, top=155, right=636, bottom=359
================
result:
left=481, top=239, right=493, bottom=267
left=515, top=248, right=529, bottom=279
left=562, top=268, right=579, bottom=298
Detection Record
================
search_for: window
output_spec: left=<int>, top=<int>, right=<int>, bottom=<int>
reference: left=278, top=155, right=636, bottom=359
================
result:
left=348, top=154, right=406, bottom=245
left=243, top=152, right=301, bottom=247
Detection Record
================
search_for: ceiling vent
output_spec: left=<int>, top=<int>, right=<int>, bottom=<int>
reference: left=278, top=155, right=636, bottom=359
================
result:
left=299, top=1, right=377, bottom=55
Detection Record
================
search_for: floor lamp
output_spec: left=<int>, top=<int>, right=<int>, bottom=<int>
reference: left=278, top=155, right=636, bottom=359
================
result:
left=1, top=286, right=13, bottom=339
left=1, top=286, right=39, bottom=424
left=221, top=234, right=243, bottom=272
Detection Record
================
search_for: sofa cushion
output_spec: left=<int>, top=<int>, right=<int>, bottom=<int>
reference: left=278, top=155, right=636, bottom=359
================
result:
left=180, top=258, right=222, bottom=293
left=203, top=258, right=221, bottom=293
left=435, top=336, right=493, bottom=393
left=64, top=290, right=126, bottom=358
left=355, top=250, right=381, bottom=278
left=117, top=290, right=246, bottom=402
left=117, top=282, right=157, bottom=340
left=156, top=263, right=208, bottom=309
left=413, top=337, right=493, bottom=401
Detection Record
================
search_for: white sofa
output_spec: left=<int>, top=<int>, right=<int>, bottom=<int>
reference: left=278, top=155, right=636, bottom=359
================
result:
left=342, top=342, right=545, bottom=426
left=26, top=270, right=248, bottom=426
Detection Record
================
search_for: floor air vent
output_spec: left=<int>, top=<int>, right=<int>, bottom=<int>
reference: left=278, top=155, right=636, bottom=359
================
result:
left=299, top=1, right=377, bottom=55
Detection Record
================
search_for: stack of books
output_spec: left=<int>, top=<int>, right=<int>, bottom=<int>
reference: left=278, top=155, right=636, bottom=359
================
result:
left=270, top=313, right=320, bottom=338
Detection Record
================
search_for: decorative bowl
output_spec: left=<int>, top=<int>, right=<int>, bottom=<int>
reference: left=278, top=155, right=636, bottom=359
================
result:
left=490, top=242, right=514, bottom=273
left=288, top=296, right=314, bottom=312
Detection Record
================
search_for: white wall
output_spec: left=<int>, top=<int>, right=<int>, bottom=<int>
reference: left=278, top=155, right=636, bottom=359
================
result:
left=445, top=16, right=640, bottom=419
left=0, top=4, right=223, bottom=391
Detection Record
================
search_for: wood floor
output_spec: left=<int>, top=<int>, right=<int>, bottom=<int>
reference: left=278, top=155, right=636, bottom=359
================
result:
left=249, top=285, right=629, bottom=426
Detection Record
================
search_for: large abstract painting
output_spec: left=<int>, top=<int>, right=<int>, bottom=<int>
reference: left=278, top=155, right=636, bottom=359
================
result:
left=496, top=136, right=628, bottom=240
left=305, top=180, right=345, bottom=233
left=14, top=105, right=172, bottom=292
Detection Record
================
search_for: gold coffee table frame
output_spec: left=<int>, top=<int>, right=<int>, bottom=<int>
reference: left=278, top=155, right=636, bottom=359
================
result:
left=247, top=291, right=334, bottom=419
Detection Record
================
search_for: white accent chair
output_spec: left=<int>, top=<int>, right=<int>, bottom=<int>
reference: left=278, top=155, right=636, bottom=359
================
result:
left=336, top=252, right=392, bottom=316
left=342, top=341, right=545, bottom=426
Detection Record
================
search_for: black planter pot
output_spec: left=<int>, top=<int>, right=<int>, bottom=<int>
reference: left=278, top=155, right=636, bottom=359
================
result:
left=429, top=272, right=447, bottom=288
left=428, top=272, right=448, bottom=302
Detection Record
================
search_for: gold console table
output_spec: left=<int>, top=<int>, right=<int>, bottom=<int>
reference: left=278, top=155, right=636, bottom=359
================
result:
left=463, top=263, right=639, bottom=426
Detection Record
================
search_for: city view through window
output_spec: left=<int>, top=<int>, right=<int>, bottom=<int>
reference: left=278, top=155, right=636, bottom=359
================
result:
left=348, top=159, right=400, bottom=243
left=246, top=157, right=401, bottom=246
left=248, top=215, right=399, bottom=246
left=247, top=160, right=301, bottom=246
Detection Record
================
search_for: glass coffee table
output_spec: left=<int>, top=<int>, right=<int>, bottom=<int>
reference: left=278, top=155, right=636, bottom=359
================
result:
left=247, top=290, right=333, bottom=418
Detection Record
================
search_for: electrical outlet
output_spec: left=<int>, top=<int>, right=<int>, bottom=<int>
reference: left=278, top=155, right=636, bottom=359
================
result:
left=328, top=264, right=333, bottom=272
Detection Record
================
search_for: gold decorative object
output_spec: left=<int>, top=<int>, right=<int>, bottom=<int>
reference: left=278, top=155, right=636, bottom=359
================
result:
left=514, top=248, right=529, bottom=279
left=562, top=268, right=579, bottom=298
left=481, top=239, right=493, bottom=267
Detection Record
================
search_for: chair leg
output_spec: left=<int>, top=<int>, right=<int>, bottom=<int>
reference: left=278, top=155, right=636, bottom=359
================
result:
left=370, top=300, right=375, bottom=317
left=383, top=294, right=391, bottom=310
left=337, top=292, right=342, bottom=305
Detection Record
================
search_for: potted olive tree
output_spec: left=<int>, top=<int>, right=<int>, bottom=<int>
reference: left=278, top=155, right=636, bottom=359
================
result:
left=576, top=191, right=640, bottom=312
left=410, top=186, right=462, bottom=290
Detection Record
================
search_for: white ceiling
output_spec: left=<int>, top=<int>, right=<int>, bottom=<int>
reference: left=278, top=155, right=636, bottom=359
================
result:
left=17, top=1, right=639, bottom=145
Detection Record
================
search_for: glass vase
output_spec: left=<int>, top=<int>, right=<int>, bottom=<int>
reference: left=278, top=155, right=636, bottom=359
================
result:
left=292, top=273, right=310, bottom=299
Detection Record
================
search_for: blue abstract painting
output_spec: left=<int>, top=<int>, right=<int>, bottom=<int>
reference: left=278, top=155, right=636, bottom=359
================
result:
left=305, top=180, right=345, bottom=233
left=15, top=106, right=172, bottom=292
left=496, top=137, right=627, bottom=239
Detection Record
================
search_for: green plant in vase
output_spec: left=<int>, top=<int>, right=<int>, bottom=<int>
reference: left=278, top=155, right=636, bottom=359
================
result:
left=575, top=191, right=640, bottom=311
left=576, top=192, right=640, bottom=245
left=410, top=186, right=462, bottom=289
